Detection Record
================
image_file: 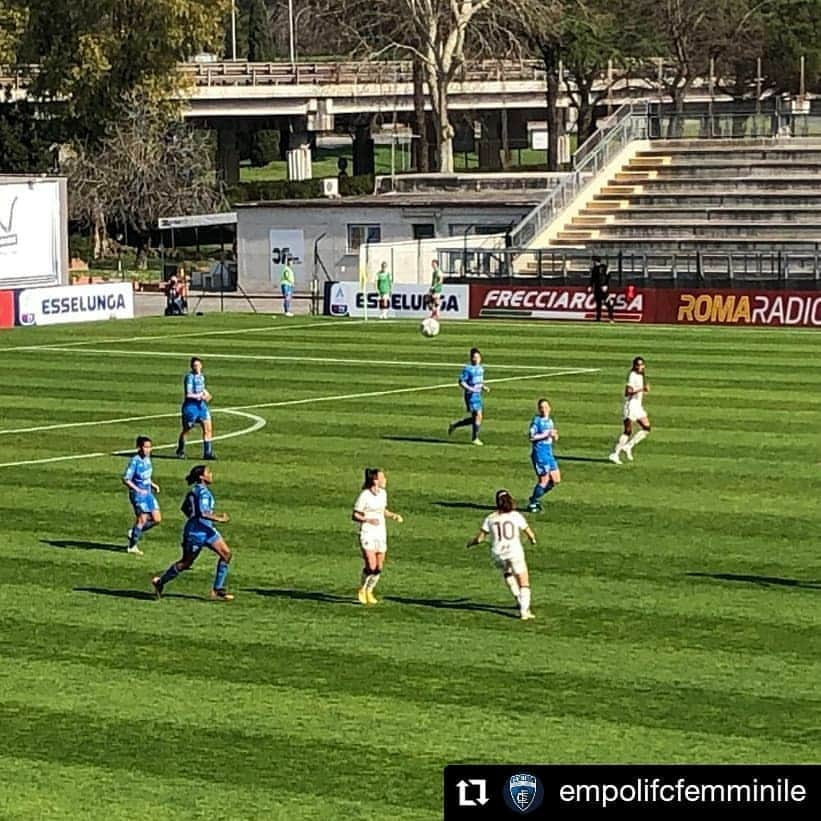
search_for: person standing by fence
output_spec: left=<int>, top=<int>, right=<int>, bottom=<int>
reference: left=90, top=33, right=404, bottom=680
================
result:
left=588, top=255, right=615, bottom=322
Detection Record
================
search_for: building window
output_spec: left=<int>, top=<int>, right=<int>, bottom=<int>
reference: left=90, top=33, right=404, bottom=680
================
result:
left=347, top=224, right=381, bottom=252
left=412, top=223, right=435, bottom=240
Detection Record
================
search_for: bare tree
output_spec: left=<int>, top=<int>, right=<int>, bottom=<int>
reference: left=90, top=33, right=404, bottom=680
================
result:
left=336, top=0, right=516, bottom=173
left=630, top=0, right=776, bottom=136
left=65, top=94, right=225, bottom=259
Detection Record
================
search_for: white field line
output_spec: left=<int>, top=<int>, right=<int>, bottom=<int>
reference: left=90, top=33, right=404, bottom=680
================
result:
left=0, top=410, right=266, bottom=469
left=22, top=345, right=557, bottom=371
left=0, top=319, right=363, bottom=353
left=0, top=368, right=599, bottom=440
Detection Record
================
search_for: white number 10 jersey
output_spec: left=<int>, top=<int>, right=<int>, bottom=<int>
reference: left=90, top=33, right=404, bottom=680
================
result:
left=481, top=510, right=528, bottom=565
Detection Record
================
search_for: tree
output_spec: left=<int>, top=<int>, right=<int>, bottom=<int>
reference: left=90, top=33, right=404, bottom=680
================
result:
left=0, top=0, right=27, bottom=64
left=560, top=1, right=648, bottom=142
left=629, top=0, right=777, bottom=136
left=337, top=0, right=509, bottom=173
left=17, top=0, right=230, bottom=143
left=504, top=0, right=564, bottom=170
left=246, top=0, right=276, bottom=61
left=65, top=94, right=224, bottom=259
left=0, top=98, right=54, bottom=172
left=714, top=0, right=821, bottom=99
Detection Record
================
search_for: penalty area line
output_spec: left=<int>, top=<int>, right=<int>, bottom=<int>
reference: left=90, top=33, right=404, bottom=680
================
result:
left=0, top=410, right=267, bottom=469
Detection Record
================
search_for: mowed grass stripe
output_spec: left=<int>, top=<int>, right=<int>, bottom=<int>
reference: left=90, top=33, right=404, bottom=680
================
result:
left=0, top=664, right=816, bottom=779
left=0, top=316, right=819, bottom=817
left=2, top=606, right=820, bottom=701
left=0, top=760, right=427, bottom=821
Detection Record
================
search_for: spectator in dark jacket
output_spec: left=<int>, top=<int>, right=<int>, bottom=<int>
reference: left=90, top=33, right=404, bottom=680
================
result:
left=588, top=255, right=614, bottom=322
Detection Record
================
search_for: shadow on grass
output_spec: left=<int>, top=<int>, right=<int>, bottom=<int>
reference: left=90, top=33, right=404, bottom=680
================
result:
left=246, top=588, right=519, bottom=618
left=687, top=572, right=821, bottom=590
left=74, top=587, right=202, bottom=602
left=559, top=454, right=613, bottom=464
left=434, top=501, right=495, bottom=511
left=246, top=588, right=360, bottom=606
left=384, top=595, right=519, bottom=619
left=382, top=435, right=448, bottom=445
left=42, top=538, right=124, bottom=553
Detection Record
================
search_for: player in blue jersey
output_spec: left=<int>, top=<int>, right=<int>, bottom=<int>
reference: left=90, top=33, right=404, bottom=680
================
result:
left=527, top=398, right=561, bottom=512
left=151, top=465, right=234, bottom=601
left=175, top=357, right=216, bottom=460
left=448, top=347, right=490, bottom=445
left=122, top=435, right=161, bottom=556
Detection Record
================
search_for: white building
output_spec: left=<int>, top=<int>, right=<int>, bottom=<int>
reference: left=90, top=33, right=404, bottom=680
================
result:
left=236, top=173, right=563, bottom=290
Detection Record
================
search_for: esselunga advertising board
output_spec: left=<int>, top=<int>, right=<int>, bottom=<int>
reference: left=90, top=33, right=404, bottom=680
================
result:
left=16, top=282, right=135, bottom=326
left=325, top=281, right=469, bottom=319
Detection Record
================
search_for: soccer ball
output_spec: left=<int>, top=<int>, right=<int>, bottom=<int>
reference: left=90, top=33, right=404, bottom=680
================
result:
left=420, top=317, right=440, bottom=337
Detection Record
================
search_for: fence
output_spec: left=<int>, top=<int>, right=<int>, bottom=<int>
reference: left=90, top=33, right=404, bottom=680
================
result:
left=437, top=246, right=821, bottom=290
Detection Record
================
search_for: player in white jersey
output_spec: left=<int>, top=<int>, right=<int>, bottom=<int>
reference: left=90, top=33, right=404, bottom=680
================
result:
left=609, top=355, right=652, bottom=464
left=466, top=490, right=537, bottom=620
left=352, top=467, right=403, bottom=605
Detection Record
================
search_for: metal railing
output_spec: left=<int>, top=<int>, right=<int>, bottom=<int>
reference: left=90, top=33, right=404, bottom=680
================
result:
left=509, top=102, right=648, bottom=249
left=438, top=245, right=821, bottom=288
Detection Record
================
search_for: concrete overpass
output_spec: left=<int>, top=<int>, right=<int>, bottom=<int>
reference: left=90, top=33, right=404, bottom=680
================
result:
left=0, top=59, right=751, bottom=182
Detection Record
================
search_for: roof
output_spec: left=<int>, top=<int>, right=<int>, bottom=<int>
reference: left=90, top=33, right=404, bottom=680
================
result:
left=234, top=192, right=547, bottom=209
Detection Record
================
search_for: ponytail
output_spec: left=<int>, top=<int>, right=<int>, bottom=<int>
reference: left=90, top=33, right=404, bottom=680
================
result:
left=186, top=465, right=207, bottom=485
left=362, top=467, right=381, bottom=489
left=495, top=489, right=515, bottom=513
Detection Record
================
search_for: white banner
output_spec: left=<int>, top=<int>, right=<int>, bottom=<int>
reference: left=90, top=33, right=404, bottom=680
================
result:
left=18, top=282, right=134, bottom=327
left=269, top=229, right=305, bottom=284
left=0, top=180, right=63, bottom=286
left=327, top=281, right=469, bottom=319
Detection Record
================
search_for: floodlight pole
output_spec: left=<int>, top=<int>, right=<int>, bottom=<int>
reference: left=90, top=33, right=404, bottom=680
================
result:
left=288, top=0, right=296, bottom=69
left=231, top=0, right=237, bottom=60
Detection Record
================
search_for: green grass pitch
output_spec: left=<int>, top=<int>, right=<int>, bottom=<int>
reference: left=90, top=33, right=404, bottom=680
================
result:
left=0, top=315, right=818, bottom=819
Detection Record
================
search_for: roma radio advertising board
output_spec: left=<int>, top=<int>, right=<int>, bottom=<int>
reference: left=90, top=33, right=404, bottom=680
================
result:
left=469, top=285, right=821, bottom=327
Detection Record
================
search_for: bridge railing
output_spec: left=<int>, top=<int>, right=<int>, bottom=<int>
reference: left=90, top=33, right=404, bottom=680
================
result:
left=179, top=59, right=546, bottom=88
left=509, top=102, right=648, bottom=249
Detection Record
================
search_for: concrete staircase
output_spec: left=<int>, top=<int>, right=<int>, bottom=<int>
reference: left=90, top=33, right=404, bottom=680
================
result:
left=522, top=139, right=821, bottom=283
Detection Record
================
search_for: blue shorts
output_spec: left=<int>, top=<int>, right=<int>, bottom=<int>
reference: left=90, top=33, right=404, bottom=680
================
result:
left=130, top=491, right=159, bottom=515
left=532, top=453, right=558, bottom=476
left=182, top=401, right=210, bottom=428
left=182, top=523, right=221, bottom=559
left=464, top=391, right=483, bottom=414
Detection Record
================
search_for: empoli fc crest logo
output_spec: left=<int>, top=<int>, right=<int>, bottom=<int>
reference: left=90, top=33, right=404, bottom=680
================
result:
left=504, top=772, right=544, bottom=814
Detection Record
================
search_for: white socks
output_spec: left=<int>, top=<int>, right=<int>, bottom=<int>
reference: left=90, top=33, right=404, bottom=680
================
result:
left=627, top=429, right=648, bottom=450
left=614, top=433, right=629, bottom=454
left=364, top=572, right=381, bottom=592
left=519, top=586, right=531, bottom=615
left=505, top=574, right=521, bottom=600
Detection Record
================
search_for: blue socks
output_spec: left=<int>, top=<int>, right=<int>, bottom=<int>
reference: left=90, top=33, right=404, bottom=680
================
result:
left=213, top=559, right=230, bottom=590
left=529, top=481, right=554, bottom=505
left=204, top=439, right=213, bottom=458
left=176, top=435, right=185, bottom=455
left=159, top=563, right=181, bottom=586
left=128, top=525, right=142, bottom=547
left=472, top=420, right=481, bottom=440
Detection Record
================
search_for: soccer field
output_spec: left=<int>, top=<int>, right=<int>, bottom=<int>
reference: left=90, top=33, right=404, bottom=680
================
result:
left=0, top=315, right=819, bottom=819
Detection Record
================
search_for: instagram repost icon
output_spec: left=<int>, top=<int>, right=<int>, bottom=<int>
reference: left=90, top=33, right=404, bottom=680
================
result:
left=504, top=772, right=544, bottom=815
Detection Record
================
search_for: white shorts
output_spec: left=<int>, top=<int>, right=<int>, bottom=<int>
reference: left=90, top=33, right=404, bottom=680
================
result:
left=360, top=534, right=387, bottom=554
left=623, top=400, right=647, bottom=422
left=492, top=549, right=527, bottom=576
